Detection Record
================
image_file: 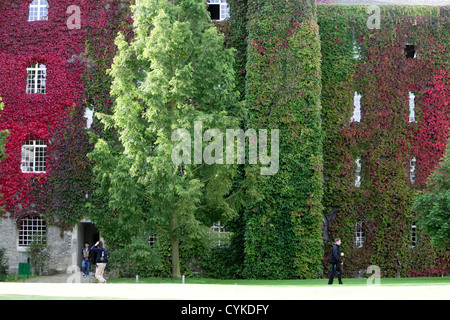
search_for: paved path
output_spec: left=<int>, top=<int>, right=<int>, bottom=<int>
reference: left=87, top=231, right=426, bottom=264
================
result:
left=22, top=272, right=95, bottom=283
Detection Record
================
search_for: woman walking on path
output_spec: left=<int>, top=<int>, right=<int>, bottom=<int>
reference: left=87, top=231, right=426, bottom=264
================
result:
left=91, top=241, right=108, bottom=283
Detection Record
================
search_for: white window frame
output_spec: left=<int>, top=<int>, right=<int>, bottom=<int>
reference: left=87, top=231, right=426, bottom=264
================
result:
left=408, top=91, right=416, bottom=123
left=207, top=0, right=230, bottom=21
left=18, top=216, right=47, bottom=249
left=355, top=221, right=365, bottom=248
left=148, top=234, right=156, bottom=246
left=411, top=224, right=418, bottom=248
left=405, top=44, right=417, bottom=59
left=410, top=156, right=416, bottom=185
left=26, top=63, right=47, bottom=94
left=209, top=221, right=228, bottom=248
left=353, top=42, right=362, bottom=60
left=355, top=157, right=362, bottom=187
left=21, top=140, right=47, bottom=173
left=351, top=92, right=362, bottom=122
left=28, top=0, right=49, bottom=22
left=84, top=107, right=94, bottom=129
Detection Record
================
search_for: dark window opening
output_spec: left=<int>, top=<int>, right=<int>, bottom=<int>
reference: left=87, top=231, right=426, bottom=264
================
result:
left=405, top=45, right=416, bottom=58
left=207, top=4, right=220, bottom=20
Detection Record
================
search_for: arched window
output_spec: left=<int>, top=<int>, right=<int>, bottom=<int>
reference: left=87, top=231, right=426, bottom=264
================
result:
left=26, top=63, right=47, bottom=94
left=28, top=0, right=49, bottom=22
left=18, top=216, right=47, bottom=248
left=21, top=140, right=47, bottom=173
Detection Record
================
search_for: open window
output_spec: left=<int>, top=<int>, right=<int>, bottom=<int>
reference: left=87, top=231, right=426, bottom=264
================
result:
left=21, top=140, right=47, bottom=173
left=28, top=0, right=49, bottom=21
left=404, top=44, right=416, bottom=59
left=207, top=0, right=230, bottom=21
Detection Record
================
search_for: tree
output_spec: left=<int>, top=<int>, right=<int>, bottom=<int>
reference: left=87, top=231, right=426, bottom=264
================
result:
left=413, top=136, right=450, bottom=249
left=88, top=0, right=257, bottom=279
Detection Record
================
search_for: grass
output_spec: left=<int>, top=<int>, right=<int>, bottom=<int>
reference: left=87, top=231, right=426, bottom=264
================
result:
left=109, top=276, right=450, bottom=287
left=1, top=276, right=448, bottom=300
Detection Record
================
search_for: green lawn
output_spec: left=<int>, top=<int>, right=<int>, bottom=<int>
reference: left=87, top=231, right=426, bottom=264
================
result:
left=1, top=276, right=448, bottom=300
left=109, top=276, right=450, bottom=287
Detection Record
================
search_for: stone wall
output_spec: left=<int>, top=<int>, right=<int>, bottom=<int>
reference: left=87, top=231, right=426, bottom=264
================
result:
left=0, top=212, right=75, bottom=274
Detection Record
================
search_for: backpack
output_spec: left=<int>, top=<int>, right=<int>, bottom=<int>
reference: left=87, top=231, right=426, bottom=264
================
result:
left=99, top=248, right=109, bottom=263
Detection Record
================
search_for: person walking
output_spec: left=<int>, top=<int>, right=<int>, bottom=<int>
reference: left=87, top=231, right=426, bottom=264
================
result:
left=81, top=242, right=92, bottom=277
left=328, top=238, right=343, bottom=285
left=91, top=241, right=108, bottom=283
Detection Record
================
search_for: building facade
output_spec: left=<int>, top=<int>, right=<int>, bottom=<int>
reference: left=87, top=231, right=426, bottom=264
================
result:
left=0, top=0, right=448, bottom=278
left=0, top=0, right=98, bottom=274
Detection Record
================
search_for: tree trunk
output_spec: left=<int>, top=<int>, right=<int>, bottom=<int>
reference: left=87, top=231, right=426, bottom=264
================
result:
left=170, top=213, right=181, bottom=279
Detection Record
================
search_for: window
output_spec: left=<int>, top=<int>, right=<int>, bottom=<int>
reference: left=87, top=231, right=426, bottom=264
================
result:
left=411, top=224, right=417, bottom=247
left=84, top=107, right=94, bottom=129
left=148, top=234, right=156, bottom=246
left=355, top=157, right=362, bottom=187
left=351, top=92, right=362, bottom=122
left=207, top=0, right=230, bottom=21
left=28, top=0, right=49, bottom=22
left=410, top=157, right=416, bottom=185
left=18, top=216, right=47, bottom=248
left=353, top=42, right=362, bottom=60
left=408, top=91, right=416, bottom=122
left=26, top=63, right=47, bottom=94
left=404, top=44, right=416, bottom=59
left=21, top=140, right=47, bottom=173
left=355, top=221, right=365, bottom=248
left=209, top=222, right=229, bottom=247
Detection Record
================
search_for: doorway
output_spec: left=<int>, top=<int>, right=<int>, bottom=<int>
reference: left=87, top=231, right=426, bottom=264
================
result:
left=76, top=222, right=99, bottom=269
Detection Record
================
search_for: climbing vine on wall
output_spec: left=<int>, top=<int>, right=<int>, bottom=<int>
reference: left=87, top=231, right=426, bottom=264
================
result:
left=0, top=0, right=114, bottom=227
left=242, top=0, right=324, bottom=279
left=318, top=5, right=450, bottom=277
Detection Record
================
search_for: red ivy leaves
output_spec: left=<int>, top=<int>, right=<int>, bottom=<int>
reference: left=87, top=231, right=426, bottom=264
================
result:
left=412, top=69, right=450, bottom=188
left=0, top=0, right=114, bottom=223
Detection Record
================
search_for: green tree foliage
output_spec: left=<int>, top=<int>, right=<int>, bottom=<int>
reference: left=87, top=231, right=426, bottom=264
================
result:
left=88, top=0, right=256, bottom=279
left=413, top=138, right=450, bottom=249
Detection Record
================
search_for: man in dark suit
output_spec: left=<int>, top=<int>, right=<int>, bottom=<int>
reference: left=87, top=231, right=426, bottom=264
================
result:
left=328, top=238, right=343, bottom=285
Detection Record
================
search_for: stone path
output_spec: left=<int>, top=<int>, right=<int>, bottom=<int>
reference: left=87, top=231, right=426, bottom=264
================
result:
left=22, top=271, right=95, bottom=284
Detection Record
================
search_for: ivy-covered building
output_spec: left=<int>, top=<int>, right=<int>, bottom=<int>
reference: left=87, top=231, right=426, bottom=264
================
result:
left=0, top=0, right=99, bottom=274
left=0, top=0, right=449, bottom=278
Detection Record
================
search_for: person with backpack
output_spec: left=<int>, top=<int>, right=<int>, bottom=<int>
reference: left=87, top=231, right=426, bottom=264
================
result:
left=328, top=238, right=344, bottom=285
left=91, top=241, right=109, bottom=283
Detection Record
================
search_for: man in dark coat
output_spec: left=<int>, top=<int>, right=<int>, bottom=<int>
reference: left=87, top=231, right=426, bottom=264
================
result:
left=328, top=238, right=343, bottom=285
